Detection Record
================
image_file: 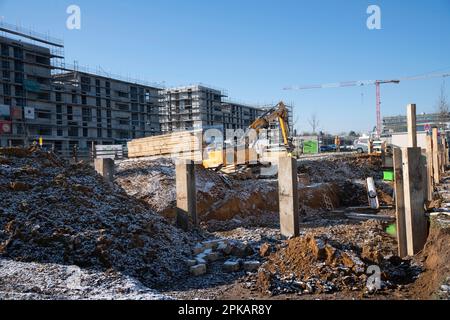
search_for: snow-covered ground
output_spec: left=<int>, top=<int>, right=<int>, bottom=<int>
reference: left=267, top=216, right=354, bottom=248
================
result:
left=0, top=258, right=170, bottom=300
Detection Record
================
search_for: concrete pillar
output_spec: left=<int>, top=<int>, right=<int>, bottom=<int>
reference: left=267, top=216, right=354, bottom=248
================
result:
left=94, top=158, right=115, bottom=182
left=175, top=160, right=197, bottom=231
left=278, top=156, right=300, bottom=238
left=393, top=148, right=407, bottom=258
left=402, top=147, right=428, bottom=256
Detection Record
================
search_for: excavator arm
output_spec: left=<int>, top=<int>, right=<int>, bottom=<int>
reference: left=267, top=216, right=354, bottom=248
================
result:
left=249, top=101, right=292, bottom=151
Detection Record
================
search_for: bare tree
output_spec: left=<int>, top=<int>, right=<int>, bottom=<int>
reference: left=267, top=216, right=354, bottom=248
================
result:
left=436, top=83, right=450, bottom=126
left=308, top=113, right=320, bottom=134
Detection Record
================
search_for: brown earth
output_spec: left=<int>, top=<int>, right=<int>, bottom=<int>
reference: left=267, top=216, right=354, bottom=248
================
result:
left=402, top=220, right=450, bottom=299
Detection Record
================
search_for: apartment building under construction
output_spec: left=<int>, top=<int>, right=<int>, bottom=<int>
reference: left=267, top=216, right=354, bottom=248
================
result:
left=0, top=23, right=295, bottom=155
left=0, top=23, right=162, bottom=154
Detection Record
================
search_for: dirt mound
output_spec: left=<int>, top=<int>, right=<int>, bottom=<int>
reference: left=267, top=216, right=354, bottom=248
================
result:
left=0, top=147, right=191, bottom=288
left=405, top=220, right=450, bottom=299
left=256, top=226, right=420, bottom=297
left=298, top=154, right=382, bottom=183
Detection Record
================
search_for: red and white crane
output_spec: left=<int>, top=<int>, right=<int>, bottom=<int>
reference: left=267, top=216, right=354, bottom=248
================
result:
left=284, top=72, right=450, bottom=137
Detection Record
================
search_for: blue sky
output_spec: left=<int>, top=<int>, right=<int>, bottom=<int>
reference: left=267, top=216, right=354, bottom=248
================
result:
left=0, top=0, right=449, bottom=134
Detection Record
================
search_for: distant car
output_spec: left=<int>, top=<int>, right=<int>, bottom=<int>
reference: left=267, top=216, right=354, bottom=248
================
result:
left=353, top=142, right=369, bottom=154
left=320, top=145, right=335, bottom=152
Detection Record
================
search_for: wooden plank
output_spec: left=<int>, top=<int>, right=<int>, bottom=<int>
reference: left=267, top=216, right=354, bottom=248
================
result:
left=402, top=147, right=428, bottom=256
left=407, top=104, right=417, bottom=147
left=393, top=148, right=407, bottom=258
left=345, top=213, right=396, bottom=222
left=426, top=134, right=434, bottom=200
left=432, top=128, right=440, bottom=184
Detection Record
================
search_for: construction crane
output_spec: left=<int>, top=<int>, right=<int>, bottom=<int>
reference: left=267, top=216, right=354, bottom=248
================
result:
left=284, top=72, right=450, bottom=137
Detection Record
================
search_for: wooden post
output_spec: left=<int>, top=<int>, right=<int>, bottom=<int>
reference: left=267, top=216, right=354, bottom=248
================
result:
left=441, top=136, right=446, bottom=173
left=175, top=160, right=197, bottom=231
left=278, top=156, right=300, bottom=238
left=402, top=147, right=428, bottom=255
left=407, top=104, right=417, bottom=148
left=432, top=128, right=440, bottom=184
left=393, top=148, right=407, bottom=258
left=425, top=134, right=434, bottom=201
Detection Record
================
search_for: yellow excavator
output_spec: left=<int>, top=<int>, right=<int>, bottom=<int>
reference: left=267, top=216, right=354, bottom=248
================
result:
left=203, top=101, right=293, bottom=169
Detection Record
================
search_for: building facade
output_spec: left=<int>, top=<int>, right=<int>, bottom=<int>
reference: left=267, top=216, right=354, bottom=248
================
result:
left=0, top=34, right=61, bottom=148
left=0, top=28, right=162, bottom=154
left=383, top=112, right=450, bottom=134
left=0, top=24, right=295, bottom=155
left=160, top=85, right=226, bottom=133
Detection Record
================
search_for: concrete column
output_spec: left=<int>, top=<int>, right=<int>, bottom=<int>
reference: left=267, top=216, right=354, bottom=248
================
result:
left=278, top=156, right=300, bottom=238
left=393, top=148, right=407, bottom=258
left=94, top=158, right=115, bottom=182
left=402, top=147, right=428, bottom=256
left=175, top=160, right=197, bottom=231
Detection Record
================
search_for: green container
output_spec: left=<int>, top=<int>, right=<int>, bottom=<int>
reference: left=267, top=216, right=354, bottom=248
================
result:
left=383, top=170, right=394, bottom=181
left=303, top=140, right=319, bottom=154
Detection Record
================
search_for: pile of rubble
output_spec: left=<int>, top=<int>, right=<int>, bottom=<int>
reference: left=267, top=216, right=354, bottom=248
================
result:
left=0, top=147, right=192, bottom=288
left=298, top=154, right=383, bottom=183
left=187, top=239, right=262, bottom=276
left=255, top=233, right=421, bottom=296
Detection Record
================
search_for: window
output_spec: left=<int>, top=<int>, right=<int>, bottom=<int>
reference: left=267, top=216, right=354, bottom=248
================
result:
left=14, top=61, right=24, bottom=72
left=2, top=70, right=10, bottom=80
left=106, top=99, right=111, bottom=108
left=1, top=60, right=9, bottom=69
left=37, top=109, right=52, bottom=120
left=37, top=127, right=52, bottom=136
left=13, top=47, right=23, bottom=59
left=118, top=118, right=129, bottom=125
left=57, top=127, right=63, bottom=137
left=1, top=44, right=9, bottom=56
left=97, top=128, right=102, bottom=138
left=117, top=103, right=129, bottom=111
left=67, top=106, right=73, bottom=121
left=116, top=91, right=128, bottom=98
left=16, top=98, right=25, bottom=106
left=96, top=98, right=101, bottom=107
left=81, top=84, right=90, bottom=92
left=3, top=84, right=11, bottom=95
left=15, top=86, right=24, bottom=97
left=68, top=123, right=79, bottom=137
left=55, top=92, right=62, bottom=102
left=83, top=127, right=88, bottom=137
left=72, top=94, right=78, bottom=104
left=82, top=95, right=87, bottom=105
left=82, top=107, right=92, bottom=122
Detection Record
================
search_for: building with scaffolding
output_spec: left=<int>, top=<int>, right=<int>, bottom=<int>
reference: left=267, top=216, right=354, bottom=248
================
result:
left=0, top=23, right=162, bottom=154
left=0, top=22, right=295, bottom=155
left=159, top=85, right=227, bottom=133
